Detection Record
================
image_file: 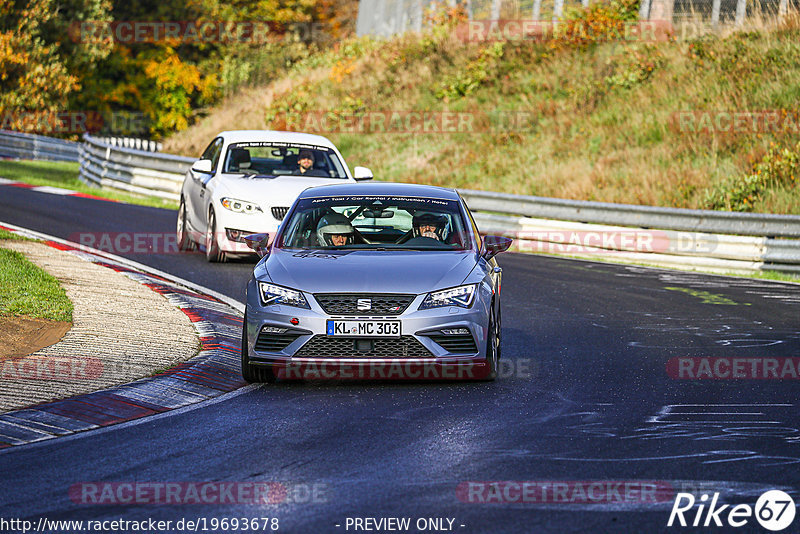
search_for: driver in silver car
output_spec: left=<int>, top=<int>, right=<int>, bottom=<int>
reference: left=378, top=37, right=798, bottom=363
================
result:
left=412, top=212, right=448, bottom=241
left=317, top=213, right=355, bottom=247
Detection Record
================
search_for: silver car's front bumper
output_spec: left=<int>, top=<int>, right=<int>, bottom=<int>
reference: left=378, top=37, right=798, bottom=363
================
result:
left=244, top=278, right=493, bottom=379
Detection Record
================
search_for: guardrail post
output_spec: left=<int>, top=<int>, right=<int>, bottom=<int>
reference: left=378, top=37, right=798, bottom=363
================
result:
left=711, top=0, right=721, bottom=27
left=735, top=0, right=746, bottom=25
left=491, top=0, right=501, bottom=20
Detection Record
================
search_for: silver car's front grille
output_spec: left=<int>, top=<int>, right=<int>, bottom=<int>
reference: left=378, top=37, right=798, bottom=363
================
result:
left=314, top=294, right=415, bottom=316
left=294, top=336, right=433, bottom=358
left=271, top=207, right=289, bottom=220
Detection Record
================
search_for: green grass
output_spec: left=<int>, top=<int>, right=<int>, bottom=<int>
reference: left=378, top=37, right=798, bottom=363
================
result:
left=166, top=8, right=800, bottom=214
left=0, top=160, right=178, bottom=210
left=0, top=247, right=73, bottom=321
left=0, top=229, right=30, bottom=241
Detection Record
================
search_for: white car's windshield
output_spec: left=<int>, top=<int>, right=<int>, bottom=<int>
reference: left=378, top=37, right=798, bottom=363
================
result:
left=223, top=142, right=348, bottom=178
left=278, top=195, right=471, bottom=251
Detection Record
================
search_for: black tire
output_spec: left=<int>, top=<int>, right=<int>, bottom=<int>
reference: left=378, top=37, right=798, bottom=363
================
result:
left=205, top=209, right=226, bottom=263
left=241, top=312, right=276, bottom=383
left=481, top=305, right=499, bottom=381
left=496, top=300, right=502, bottom=361
left=177, top=198, right=195, bottom=251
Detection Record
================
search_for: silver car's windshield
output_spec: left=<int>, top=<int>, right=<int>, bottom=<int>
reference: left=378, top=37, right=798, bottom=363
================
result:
left=223, top=142, right=348, bottom=178
left=278, top=195, right=471, bottom=251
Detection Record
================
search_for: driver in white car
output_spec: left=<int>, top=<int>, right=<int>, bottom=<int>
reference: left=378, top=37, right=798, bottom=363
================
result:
left=297, top=149, right=328, bottom=177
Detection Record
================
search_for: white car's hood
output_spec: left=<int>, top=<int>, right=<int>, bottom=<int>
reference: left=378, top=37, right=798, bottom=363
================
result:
left=217, top=174, right=350, bottom=207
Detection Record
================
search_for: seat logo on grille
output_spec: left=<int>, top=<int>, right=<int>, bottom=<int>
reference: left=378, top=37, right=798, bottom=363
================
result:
left=357, top=298, right=372, bottom=311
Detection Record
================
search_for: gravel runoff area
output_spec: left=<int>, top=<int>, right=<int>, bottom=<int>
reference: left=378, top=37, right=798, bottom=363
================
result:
left=0, top=241, right=199, bottom=412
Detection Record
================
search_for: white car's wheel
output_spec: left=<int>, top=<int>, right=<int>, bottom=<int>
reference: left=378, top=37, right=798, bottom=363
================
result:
left=177, top=198, right=195, bottom=251
left=205, top=209, right=227, bottom=263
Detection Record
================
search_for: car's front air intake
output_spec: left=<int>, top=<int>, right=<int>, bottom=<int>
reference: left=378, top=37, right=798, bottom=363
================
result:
left=294, top=336, right=432, bottom=358
left=314, top=294, right=415, bottom=316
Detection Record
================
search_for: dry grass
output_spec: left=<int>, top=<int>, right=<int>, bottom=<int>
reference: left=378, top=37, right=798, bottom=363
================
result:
left=164, top=9, right=800, bottom=213
left=162, top=67, right=333, bottom=156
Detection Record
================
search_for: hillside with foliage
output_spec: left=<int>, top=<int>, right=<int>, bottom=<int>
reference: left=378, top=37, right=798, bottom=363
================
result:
left=1, top=0, right=357, bottom=137
left=3, top=0, right=799, bottom=213
left=161, top=3, right=800, bottom=214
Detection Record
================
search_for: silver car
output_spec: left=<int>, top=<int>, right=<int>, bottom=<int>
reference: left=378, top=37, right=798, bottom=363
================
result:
left=241, top=182, right=512, bottom=382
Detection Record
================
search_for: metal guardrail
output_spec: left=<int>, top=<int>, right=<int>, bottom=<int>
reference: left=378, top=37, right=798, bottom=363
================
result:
left=94, top=136, right=163, bottom=152
left=0, top=129, right=80, bottom=162
left=1, top=129, right=798, bottom=275
left=459, top=190, right=800, bottom=238
left=78, top=134, right=193, bottom=200
left=471, top=212, right=800, bottom=275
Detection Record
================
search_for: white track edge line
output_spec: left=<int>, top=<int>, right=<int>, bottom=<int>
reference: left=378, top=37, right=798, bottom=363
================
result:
left=0, top=385, right=260, bottom=456
left=0, top=220, right=245, bottom=313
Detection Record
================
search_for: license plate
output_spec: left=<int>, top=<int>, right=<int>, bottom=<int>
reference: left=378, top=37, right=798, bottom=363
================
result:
left=326, top=320, right=401, bottom=337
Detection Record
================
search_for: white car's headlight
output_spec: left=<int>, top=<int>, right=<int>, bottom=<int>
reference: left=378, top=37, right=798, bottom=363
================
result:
left=221, top=197, right=262, bottom=214
left=419, top=284, right=477, bottom=310
left=258, top=282, right=310, bottom=309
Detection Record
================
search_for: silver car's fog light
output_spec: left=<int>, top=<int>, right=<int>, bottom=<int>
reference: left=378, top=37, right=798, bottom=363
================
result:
left=441, top=327, right=470, bottom=335
left=419, top=284, right=477, bottom=310
left=261, top=325, right=288, bottom=334
left=258, top=282, right=310, bottom=309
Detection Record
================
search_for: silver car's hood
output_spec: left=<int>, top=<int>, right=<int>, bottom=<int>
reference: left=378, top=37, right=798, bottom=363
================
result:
left=263, top=248, right=479, bottom=294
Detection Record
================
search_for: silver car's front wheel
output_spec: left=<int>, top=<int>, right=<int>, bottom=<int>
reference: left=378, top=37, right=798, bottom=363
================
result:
left=482, top=305, right=500, bottom=381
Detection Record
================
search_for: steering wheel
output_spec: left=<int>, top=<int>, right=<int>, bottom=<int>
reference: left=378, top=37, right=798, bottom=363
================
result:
left=402, top=236, right=444, bottom=246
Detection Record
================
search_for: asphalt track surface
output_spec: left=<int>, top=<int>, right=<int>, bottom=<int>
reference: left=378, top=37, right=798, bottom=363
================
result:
left=1, top=187, right=799, bottom=533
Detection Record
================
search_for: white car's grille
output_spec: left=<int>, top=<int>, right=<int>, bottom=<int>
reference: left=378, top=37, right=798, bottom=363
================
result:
left=271, top=207, right=289, bottom=220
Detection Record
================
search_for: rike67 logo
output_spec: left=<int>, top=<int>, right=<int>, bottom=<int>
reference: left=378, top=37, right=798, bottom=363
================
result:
left=667, top=490, right=796, bottom=531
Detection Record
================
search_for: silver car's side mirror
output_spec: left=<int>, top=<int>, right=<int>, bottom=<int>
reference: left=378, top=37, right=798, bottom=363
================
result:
left=244, top=233, right=270, bottom=258
left=482, top=235, right=513, bottom=260
left=192, top=159, right=213, bottom=173
left=353, top=166, right=373, bottom=181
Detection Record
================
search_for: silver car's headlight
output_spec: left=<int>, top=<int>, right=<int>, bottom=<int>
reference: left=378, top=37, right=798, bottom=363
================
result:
left=221, top=197, right=262, bottom=214
left=258, top=282, right=310, bottom=309
left=419, top=284, right=477, bottom=310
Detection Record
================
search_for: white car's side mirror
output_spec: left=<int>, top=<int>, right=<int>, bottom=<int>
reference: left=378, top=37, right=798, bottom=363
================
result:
left=353, top=166, right=373, bottom=181
left=192, top=159, right=213, bottom=173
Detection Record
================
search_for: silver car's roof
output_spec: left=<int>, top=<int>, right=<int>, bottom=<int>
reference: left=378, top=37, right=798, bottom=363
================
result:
left=296, top=182, right=460, bottom=201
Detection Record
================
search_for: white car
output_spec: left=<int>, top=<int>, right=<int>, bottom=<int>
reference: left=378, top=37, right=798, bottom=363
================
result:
left=177, top=130, right=373, bottom=262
